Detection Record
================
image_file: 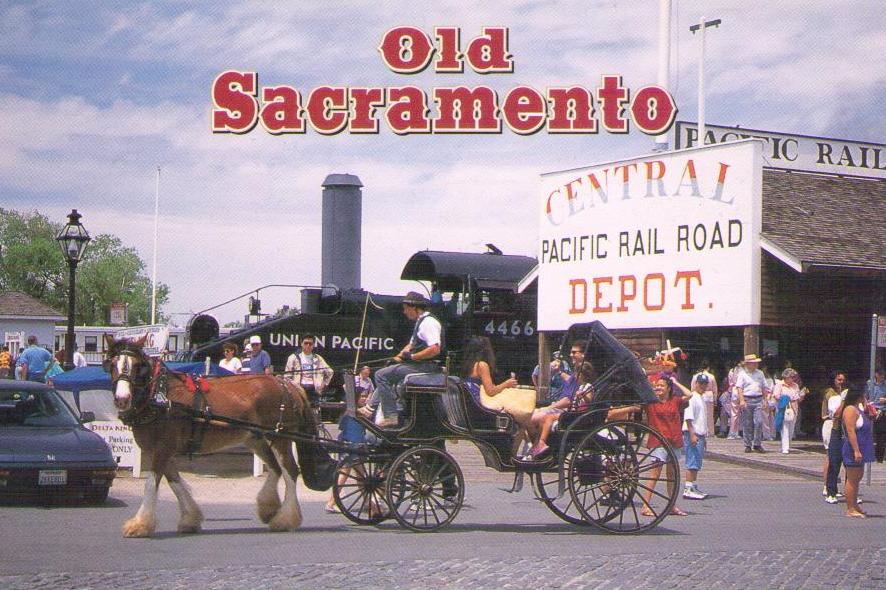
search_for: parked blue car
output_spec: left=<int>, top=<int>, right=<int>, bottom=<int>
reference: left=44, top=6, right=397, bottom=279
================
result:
left=0, top=380, right=116, bottom=504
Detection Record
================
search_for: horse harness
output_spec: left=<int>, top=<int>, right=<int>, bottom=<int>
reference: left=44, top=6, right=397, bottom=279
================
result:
left=111, top=349, right=302, bottom=453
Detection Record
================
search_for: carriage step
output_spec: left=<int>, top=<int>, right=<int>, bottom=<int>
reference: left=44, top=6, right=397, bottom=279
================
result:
left=512, top=455, right=555, bottom=472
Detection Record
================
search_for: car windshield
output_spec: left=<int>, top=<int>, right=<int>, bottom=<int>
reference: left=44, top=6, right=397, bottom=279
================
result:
left=0, top=388, right=81, bottom=427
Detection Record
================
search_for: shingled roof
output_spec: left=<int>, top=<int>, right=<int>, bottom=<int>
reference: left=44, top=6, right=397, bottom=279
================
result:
left=762, top=170, right=886, bottom=271
left=0, top=291, right=65, bottom=320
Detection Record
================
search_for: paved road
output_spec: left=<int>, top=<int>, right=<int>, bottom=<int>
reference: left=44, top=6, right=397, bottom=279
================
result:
left=2, top=461, right=884, bottom=589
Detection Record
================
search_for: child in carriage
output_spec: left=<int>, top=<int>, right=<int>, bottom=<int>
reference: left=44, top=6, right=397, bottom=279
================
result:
left=527, top=360, right=641, bottom=459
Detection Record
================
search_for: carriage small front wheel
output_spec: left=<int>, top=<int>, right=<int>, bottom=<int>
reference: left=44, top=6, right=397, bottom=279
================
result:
left=333, top=456, right=392, bottom=525
left=384, top=446, right=464, bottom=532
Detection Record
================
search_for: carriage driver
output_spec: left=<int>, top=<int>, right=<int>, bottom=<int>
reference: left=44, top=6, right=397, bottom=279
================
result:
left=360, top=291, right=443, bottom=428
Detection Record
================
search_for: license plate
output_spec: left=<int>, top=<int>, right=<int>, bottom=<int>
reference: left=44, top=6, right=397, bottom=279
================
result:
left=38, top=469, right=67, bottom=486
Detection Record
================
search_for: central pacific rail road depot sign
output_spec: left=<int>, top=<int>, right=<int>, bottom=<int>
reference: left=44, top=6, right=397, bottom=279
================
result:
left=538, top=140, right=763, bottom=331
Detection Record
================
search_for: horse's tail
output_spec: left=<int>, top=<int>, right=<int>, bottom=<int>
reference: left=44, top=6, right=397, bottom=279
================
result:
left=286, top=381, right=337, bottom=492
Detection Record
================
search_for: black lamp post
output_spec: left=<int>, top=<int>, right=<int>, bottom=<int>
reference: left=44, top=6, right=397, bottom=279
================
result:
left=56, top=210, right=91, bottom=371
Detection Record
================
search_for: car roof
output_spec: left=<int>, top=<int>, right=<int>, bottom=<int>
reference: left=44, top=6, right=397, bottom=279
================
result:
left=0, top=380, right=53, bottom=392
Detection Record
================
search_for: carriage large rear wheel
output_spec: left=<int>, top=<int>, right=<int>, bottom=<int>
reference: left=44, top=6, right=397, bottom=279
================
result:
left=385, top=446, right=464, bottom=532
left=533, top=451, right=590, bottom=526
left=567, top=421, right=679, bottom=534
left=333, top=456, right=391, bottom=525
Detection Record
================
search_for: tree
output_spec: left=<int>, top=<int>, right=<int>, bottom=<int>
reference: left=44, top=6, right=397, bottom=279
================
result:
left=76, top=234, right=170, bottom=325
left=0, top=208, right=170, bottom=325
left=0, top=209, right=66, bottom=308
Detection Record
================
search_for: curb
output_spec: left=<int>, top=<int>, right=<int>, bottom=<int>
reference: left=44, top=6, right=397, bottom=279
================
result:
left=706, top=451, right=820, bottom=480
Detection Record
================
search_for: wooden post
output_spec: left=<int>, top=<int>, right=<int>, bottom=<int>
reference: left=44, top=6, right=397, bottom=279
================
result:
left=537, top=332, right=551, bottom=402
left=743, top=325, right=760, bottom=357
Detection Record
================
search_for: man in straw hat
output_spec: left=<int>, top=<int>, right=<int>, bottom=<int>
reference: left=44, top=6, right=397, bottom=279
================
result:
left=361, top=291, right=443, bottom=428
left=735, top=353, right=771, bottom=453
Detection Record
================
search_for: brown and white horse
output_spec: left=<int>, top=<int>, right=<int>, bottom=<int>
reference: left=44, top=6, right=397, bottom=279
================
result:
left=105, top=336, right=335, bottom=538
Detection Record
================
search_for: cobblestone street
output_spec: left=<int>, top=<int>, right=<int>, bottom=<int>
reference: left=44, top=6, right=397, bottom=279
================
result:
left=3, top=548, right=884, bottom=590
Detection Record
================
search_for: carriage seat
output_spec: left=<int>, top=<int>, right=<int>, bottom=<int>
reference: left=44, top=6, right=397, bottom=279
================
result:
left=404, top=373, right=516, bottom=434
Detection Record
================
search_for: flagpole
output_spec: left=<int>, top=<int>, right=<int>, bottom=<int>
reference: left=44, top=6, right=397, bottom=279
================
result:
left=151, top=166, right=160, bottom=325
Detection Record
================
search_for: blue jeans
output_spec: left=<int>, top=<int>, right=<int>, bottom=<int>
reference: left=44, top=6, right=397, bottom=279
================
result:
left=826, top=427, right=844, bottom=496
left=742, top=397, right=764, bottom=448
left=683, top=432, right=705, bottom=471
left=371, top=361, right=437, bottom=418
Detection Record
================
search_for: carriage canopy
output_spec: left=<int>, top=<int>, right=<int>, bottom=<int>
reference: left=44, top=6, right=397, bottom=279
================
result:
left=559, top=321, right=657, bottom=406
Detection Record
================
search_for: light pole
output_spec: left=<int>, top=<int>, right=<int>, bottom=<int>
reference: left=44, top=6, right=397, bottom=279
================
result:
left=690, top=16, right=722, bottom=147
left=56, top=210, right=91, bottom=371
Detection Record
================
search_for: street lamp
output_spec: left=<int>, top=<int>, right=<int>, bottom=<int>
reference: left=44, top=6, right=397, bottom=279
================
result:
left=56, top=209, right=91, bottom=371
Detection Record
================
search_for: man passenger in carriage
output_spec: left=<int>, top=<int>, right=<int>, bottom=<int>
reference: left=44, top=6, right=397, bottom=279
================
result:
left=360, top=291, right=443, bottom=428
left=527, top=357, right=642, bottom=459
left=526, top=340, right=587, bottom=454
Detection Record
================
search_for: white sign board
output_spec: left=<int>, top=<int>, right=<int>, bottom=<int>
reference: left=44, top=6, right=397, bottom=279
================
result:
left=114, top=325, right=169, bottom=357
left=675, top=122, right=886, bottom=180
left=538, top=140, right=762, bottom=331
left=109, top=303, right=127, bottom=326
left=85, top=420, right=141, bottom=472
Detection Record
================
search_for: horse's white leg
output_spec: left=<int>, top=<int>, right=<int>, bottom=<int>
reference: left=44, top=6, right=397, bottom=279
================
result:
left=122, top=472, right=160, bottom=538
left=246, top=437, right=282, bottom=523
left=268, top=441, right=303, bottom=531
left=164, top=460, right=204, bottom=534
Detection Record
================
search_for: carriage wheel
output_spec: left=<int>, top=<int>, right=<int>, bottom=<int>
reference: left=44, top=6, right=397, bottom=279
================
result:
left=333, top=456, right=391, bottom=525
left=385, top=447, right=464, bottom=532
left=533, top=451, right=590, bottom=526
left=567, top=421, right=679, bottom=534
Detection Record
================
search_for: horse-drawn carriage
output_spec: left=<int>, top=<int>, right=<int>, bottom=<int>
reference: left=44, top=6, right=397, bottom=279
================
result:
left=105, top=321, right=680, bottom=537
left=330, top=321, right=681, bottom=533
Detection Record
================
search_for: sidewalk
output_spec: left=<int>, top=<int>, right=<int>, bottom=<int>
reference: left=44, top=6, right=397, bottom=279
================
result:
left=705, top=435, right=886, bottom=485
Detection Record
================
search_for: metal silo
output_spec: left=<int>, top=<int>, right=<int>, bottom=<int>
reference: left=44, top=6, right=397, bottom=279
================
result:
left=321, top=173, right=363, bottom=292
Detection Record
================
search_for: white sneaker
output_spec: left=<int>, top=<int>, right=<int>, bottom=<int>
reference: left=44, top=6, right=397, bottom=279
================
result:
left=835, top=492, right=845, bottom=498
left=824, top=495, right=839, bottom=504
left=822, top=486, right=828, bottom=497
left=683, top=488, right=707, bottom=500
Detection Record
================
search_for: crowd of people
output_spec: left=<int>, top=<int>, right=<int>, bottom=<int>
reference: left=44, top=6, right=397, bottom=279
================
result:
left=0, top=335, right=87, bottom=385
left=5, top=292, right=884, bottom=521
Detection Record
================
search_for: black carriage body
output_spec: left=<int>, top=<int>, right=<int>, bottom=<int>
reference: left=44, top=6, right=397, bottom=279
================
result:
left=185, top=250, right=540, bottom=389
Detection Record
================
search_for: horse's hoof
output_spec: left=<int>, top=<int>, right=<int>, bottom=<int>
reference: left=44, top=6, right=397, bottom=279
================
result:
left=268, top=512, right=302, bottom=531
left=122, top=517, right=155, bottom=538
left=177, top=523, right=202, bottom=534
left=257, top=501, right=281, bottom=524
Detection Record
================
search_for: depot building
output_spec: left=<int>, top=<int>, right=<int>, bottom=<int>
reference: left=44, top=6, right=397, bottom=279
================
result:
left=531, top=124, right=886, bottom=399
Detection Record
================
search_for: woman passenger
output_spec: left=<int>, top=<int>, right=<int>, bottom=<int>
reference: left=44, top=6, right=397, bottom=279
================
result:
left=459, top=336, right=517, bottom=405
left=528, top=361, right=597, bottom=458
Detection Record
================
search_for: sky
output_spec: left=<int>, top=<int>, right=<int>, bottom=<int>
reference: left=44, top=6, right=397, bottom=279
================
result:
left=2, top=1, right=884, bottom=325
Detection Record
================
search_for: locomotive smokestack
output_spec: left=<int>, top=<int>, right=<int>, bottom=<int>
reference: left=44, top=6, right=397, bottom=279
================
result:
left=321, top=173, right=363, bottom=291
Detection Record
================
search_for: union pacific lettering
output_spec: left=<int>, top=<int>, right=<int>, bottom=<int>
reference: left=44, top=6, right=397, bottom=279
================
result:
left=268, top=333, right=395, bottom=351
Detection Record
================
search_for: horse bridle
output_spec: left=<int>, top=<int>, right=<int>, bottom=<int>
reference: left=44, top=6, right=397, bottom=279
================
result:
left=106, top=347, right=161, bottom=423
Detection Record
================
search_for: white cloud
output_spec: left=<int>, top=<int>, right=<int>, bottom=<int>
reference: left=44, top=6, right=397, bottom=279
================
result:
left=3, top=0, right=885, bottom=323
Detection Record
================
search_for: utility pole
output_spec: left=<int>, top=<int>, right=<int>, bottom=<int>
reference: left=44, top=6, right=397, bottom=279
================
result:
left=655, top=0, right=672, bottom=151
left=151, top=166, right=160, bottom=325
left=690, top=17, right=722, bottom=147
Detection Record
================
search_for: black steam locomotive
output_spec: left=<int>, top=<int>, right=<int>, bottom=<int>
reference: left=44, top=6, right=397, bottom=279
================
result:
left=184, top=249, right=541, bottom=393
